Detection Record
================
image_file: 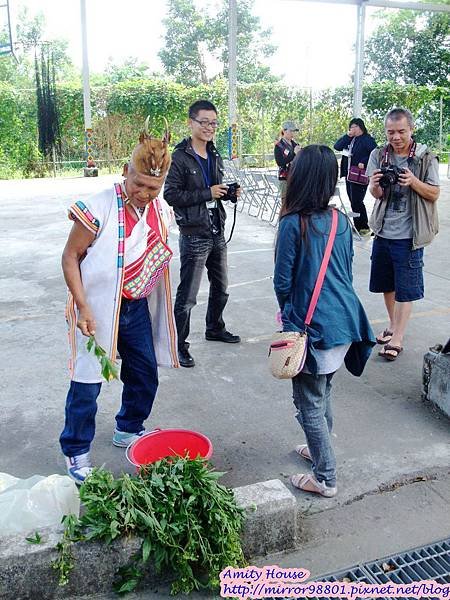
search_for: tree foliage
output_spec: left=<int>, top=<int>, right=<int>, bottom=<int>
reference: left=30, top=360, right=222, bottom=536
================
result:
left=103, top=57, right=152, bottom=83
left=158, top=0, right=210, bottom=86
left=1, top=75, right=447, bottom=178
left=0, top=1, right=448, bottom=178
left=0, top=5, right=76, bottom=86
left=158, top=0, right=277, bottom=85
left=209, top=0, right=277, bottom=84
left=364, top=5, right=450, bottom=87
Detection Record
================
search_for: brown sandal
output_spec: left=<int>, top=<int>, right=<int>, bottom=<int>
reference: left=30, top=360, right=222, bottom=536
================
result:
left=378, top=344, right=403, bottom=361
left=376, top=329, right=393, bottom=344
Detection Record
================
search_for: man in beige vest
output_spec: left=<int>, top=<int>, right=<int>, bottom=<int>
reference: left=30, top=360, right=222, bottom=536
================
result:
left=367, top=108, right=440, bottom=361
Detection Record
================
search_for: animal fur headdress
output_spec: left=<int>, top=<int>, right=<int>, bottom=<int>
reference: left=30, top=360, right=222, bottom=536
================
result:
left=130, top=116, right=171, bottom=178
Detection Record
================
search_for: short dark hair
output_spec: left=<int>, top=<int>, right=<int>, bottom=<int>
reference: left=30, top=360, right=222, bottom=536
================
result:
left=349, top=117, right=367, bottom=135
left=384, top=107, right=414, bottom=128
left=281, top=145, right=338, bottom=219
left=189, top=100, right=218, bottom=119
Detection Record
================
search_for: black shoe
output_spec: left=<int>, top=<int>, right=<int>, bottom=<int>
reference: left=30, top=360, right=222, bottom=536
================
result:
left=205, top=330, right=241, bottom=343
left=178, top=348, right=195, bottom=368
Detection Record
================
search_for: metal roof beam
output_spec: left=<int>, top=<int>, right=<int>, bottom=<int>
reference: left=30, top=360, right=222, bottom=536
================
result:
left=286, top=0, right=450, bottom=12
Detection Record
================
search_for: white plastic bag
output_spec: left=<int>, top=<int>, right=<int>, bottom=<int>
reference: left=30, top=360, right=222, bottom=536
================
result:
left=0, top=473, right=80, bottom=536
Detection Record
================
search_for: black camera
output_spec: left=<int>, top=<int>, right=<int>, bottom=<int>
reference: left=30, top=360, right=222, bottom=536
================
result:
left=222, top=182, right=240, bottom=203
left=378, top=165, right=405, bottom=189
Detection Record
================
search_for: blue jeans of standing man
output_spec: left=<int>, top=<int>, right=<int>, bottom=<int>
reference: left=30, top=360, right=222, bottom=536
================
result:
left=60, top=298, right=158, bottom=457
left=174, top=233, right=229, bottom=351
left=292, top=372, right=336, bottom=487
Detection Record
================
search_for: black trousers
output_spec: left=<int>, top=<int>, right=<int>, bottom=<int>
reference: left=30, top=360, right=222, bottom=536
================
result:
left=345, top=180, right=369, bottom=231
left=174, top=233, right=229, bottom=351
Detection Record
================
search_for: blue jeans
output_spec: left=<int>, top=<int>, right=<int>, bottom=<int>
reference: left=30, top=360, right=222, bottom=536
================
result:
left=174, top=233, right=229, bottom=350
left=292, top=372, right=336, bottom=486
left=60, top=298, right=158, bottom=457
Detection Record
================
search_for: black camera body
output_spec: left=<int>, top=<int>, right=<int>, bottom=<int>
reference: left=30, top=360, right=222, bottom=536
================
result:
left=222, top=182, right=240, bottom=203
left=379, top=165, right=405, bottom=189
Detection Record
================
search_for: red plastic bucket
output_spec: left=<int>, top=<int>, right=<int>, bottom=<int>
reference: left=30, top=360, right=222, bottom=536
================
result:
left=126, top=428, right=213, bottom=468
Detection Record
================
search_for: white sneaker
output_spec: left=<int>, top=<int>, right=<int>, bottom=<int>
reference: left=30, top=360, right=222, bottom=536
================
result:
left=112, top=428, right=145, bottom=448
left=65, top=452, right=93, bottom=485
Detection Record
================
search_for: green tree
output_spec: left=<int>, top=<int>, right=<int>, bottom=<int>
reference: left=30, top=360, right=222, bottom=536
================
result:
left=158, top=0, right=277, bottom=86
left=104, top=57, right=152, bottom=83
left=209, top=0, right=277, bottom=84
left=364, top=5, right=450, bottom=87
left=158, top=0, right=209, bottom=86
left=0, top=5, right=76, bottom=86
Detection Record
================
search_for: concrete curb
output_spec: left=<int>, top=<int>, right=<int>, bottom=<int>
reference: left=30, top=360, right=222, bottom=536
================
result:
left=234, top=479, right=297, bottom=557
left=0, top=479, right=297, bottom=599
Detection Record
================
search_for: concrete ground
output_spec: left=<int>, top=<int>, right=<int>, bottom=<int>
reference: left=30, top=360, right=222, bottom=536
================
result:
left=0, top=172, right=449, bottom=598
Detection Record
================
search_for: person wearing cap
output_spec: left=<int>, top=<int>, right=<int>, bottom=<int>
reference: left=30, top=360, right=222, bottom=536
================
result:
left=59, top=124, right=178, bottom=484
left=274, top=120, right=301, bottom=199
left=334, top=118, right=377, bottom=235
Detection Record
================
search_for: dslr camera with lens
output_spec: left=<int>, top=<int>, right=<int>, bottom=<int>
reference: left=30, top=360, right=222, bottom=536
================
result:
left=378, top=165, right=405, bottom=189
left=222, top=182, right=240, bottom=203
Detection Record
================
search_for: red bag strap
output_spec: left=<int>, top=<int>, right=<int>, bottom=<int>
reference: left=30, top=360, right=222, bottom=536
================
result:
left=304, top=209, right=338, bottom=326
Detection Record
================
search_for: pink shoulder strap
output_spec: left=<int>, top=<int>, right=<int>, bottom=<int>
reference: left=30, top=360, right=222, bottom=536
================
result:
left=304, top=209, right=338, bottom=326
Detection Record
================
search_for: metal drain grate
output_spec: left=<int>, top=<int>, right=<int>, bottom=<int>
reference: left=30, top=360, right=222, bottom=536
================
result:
left=309, top=537, right=450, bottom=600
left=364, top=538, right=450, bottom=599
left=306, top=566, right=374, bottom=600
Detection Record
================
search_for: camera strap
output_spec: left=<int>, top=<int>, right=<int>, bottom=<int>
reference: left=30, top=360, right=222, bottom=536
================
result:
left=191, top=148, right=237, bottom=244
left=380, top=141, right=417, bottom=202
left=226, top=203, right=237, bottom=245
left=381, top=141, right=417, bottom=168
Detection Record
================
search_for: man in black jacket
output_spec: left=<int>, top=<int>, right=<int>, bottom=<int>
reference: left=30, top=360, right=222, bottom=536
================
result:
left=164, top=100, right=240, bottom=368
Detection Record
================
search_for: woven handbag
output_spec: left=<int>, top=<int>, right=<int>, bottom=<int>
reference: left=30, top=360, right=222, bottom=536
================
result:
left=269, top=209, right=338, bottom=379
left=268, top=331, right=308, bottom=379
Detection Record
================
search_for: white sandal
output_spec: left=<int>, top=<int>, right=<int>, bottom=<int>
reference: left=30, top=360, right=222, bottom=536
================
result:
left=295, top=444, right=312, bottom=463
left=290, top=473, right=337, bottom=498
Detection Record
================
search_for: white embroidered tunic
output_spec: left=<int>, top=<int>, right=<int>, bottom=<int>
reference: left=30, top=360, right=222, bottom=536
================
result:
left=66, top=184, right=178, bottom=383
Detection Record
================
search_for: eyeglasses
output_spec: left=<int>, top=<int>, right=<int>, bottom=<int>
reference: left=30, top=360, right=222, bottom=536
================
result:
left=192, top=118, right=220, bottom=129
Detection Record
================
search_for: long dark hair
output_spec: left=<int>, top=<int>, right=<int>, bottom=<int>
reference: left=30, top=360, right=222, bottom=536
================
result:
left=280, top=145, right=338, bottom=220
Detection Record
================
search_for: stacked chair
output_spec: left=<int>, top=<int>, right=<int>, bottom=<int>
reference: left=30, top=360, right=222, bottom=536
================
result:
left=223, top=160, right=281, bottom=226
left=222, top=159, right=358, bottom=235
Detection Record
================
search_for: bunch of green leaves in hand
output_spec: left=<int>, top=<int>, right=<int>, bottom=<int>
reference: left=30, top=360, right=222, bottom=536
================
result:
left=55, top=458, right=246, bottom=594
left=86, top=335, right=119, bottom=381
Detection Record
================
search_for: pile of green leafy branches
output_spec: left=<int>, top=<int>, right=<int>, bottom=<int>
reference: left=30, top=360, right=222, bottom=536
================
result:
left=52, top=457, right=246, bottom=595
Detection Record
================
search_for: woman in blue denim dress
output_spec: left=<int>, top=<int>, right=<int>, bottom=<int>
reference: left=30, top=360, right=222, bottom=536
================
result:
left=273, top=145, right=375, bottom=497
